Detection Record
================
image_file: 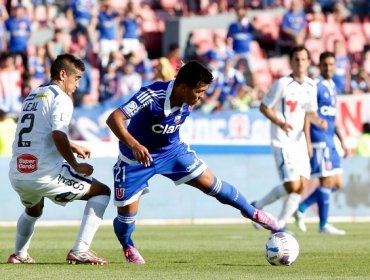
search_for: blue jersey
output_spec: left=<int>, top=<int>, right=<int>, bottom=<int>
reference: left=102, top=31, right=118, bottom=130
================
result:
left=281, top=10, right=307, bottom=33
left=122, top=18, right=139, bottom=39
left=69, top=0, right=96, bottom=27
left=118, top=81, right=191, bottom=160
left=310, top=78, right=337, bottom=145
left=98, top=11, right=119, bottom=40
left=310, top=78, right=342, bottom=177
left=5, top=17, right=31, bottom=53
left=226, top=21, right=254, bottom=54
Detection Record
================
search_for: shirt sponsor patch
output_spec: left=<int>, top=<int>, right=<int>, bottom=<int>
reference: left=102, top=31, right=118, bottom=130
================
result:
left=123, top=101, right=138, bottom=116
left=174, top=114, right=181, bottom=123
left=17, top=154, right=38, bottom=173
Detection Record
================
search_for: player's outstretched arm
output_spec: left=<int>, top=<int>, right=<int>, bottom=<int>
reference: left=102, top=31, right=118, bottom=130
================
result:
left=260, top=103, right=293, bottom=133
left=70, top=142, right=91, bottom=159
left=106, top=109, right=153, bottom=167
left=52, top=130, right=94, bottom=176
left=306, top=111, right=327, bottom=130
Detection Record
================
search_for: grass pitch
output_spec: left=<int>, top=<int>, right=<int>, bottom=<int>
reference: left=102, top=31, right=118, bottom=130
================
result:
left=1, top=223, right=369, bottom=280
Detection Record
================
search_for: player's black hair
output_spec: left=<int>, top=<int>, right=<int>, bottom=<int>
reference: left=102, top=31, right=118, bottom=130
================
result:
left=319, top=51, right=335, bottom=63
left=50, top=54, right=85, bottom=80
left=289, top=45, right=311, bottom=61
left=175, top=60, right=213, bottom=88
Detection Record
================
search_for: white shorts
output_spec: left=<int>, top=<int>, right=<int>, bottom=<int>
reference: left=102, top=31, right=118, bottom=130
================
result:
left=99, top=39, right=119, bottom=67
left=10, top=163, right=92, bottom=207
left=272, top=144, right=310, bottom=182
left=121, top=38, right=140, bottom=55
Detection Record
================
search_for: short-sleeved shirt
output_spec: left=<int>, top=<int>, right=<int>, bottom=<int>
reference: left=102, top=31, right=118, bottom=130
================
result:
left=118, top=80, right=192, bottom=161
left=310, top=77, right=337, bottom=145
left=226, top=20, right=254, bottom=54
left=9, top=84, right=73, bottom=182
left=261, top=75, right=317, bottom=147
left=5, top=16, right=31, bottom=53
left=98, top=10, right=119, bottom=40
left=281, top=10, right=307, bottom=33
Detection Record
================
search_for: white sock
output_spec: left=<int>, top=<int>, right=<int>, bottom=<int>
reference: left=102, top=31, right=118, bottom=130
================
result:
left=255, top=184, right=287, bottom=209
left=15, top=212, right=39, bottom=258
left=278, top=192, right=302, bottom=228
left=72, top=195, right=109, bottom=252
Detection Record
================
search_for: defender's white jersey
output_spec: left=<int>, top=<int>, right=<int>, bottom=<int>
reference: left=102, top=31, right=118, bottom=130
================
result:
left=9, top=84, right=73, bottom=182
left=262, top=75, right=317, bottom=147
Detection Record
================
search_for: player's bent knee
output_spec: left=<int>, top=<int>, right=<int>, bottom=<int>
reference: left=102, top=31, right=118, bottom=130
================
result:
left=90, top=179, right=111, bottom=197
left=26, top=199, right=44, bottom=218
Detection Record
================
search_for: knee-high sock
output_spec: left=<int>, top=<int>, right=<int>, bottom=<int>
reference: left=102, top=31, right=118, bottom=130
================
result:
left=278, top=192, right=302, bottom=229
left=298, top=188, right=320, bottom=213
left=206, top=177, right=255, bottom=219
left=113, top=213, right=136, bottom=249
left=317, top=187, right=331, bottom=228
left=15, top=211, right=39, bottom=258
left=72, top=195, right=110, bottom=252
left=254, top=183, right=287, bottom=209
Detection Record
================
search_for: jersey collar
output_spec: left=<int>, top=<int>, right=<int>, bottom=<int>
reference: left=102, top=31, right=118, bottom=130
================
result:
left=164, top=80, right=183, bottom=117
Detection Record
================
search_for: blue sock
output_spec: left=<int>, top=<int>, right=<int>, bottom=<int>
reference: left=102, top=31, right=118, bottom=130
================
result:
left=317, top=187, right=331, bottom=228
left=298, top=188, right=320, bottom=213
left=113, top=213, right=136, bottom=249
left=207, top=177, right=255, bottom=219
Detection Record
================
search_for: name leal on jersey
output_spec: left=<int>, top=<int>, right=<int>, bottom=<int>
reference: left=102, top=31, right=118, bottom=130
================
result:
left=23, top=101, right=38, bottom=111
left=22, top=92, right=49, bottom=112
left=152, top=114, right=183, bottom=134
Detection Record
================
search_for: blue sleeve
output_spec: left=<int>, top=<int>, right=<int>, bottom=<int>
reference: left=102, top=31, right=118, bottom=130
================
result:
left=119, top=88, right=152, bottom=119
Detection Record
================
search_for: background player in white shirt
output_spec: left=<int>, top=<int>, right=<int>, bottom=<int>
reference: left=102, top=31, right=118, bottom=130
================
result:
left=252, top=46, right=327, bottom=231
left=8, top=54, right=111, bottom=265
left=294, top=51, right=349, bottom=235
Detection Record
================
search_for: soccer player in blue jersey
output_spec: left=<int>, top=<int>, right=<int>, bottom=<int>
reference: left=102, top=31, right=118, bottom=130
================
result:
left=294, top=51, right=349, bottom=235
left=106, top=60, right=279, bottom=264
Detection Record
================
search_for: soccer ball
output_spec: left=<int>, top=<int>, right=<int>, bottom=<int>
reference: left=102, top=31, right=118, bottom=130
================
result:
left=265, top=232, right=299, bottom=266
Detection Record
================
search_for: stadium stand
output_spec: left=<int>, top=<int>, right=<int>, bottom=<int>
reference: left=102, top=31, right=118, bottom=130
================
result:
left=0, top=0, right=369, bottom=118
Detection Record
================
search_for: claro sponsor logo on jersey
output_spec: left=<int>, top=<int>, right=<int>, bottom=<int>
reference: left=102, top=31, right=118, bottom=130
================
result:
left=17, top=154, right=38, bottom=173
left=57, top=175, right=85, bottom=190
left=152, top=124, right=182, bottom=134
left=320, top=106, right=336, bottom=116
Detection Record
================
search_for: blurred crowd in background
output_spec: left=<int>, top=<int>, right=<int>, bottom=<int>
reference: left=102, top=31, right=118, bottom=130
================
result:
left=0, top=0, right=370, bottom=155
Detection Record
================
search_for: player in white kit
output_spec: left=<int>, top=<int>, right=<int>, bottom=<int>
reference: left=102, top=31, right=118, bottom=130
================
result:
left=8, top=54, right=111, bottom=264
left=252, top=46, right=327, bottom=231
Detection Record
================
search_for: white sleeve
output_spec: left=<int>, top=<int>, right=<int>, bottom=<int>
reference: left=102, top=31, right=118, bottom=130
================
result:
left=51, top=95, right=72, bottom=133
left=305, top=85, right=318, bottom=112
left=261, top=79, right=284, bottom=108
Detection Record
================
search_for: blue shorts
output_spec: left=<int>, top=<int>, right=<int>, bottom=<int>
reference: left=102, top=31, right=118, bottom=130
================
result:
left=113, top=144, right=207, bottom=206
left=310, top=142, right=342, bottom=178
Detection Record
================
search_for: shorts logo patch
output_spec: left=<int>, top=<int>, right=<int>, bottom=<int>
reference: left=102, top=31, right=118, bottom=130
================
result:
left=55, top=192, right=78, bottom=202
left=116, top=188, right=125, bottom=199
left=186, top=158, right=200, bottom=172
left=17, top=154, right=38, bottom=173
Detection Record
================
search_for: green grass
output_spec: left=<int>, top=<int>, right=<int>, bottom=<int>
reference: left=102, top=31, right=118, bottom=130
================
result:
left=1, top=223, right=369, bottom=280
